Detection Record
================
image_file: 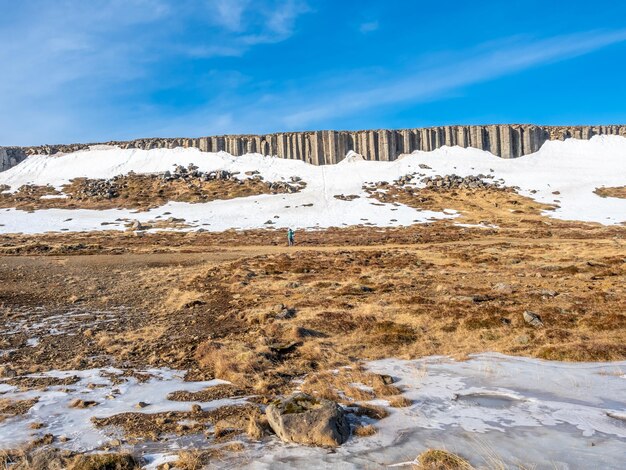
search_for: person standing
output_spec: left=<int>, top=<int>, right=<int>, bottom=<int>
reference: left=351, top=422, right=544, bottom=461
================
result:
left=287, top=228, right=295, bottom=246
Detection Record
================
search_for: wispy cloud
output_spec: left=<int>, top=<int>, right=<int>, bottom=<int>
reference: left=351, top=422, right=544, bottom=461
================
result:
left=209, top=0, right=251, bottom=32
left=282, top=29, right=626, bottom=128
left=198, top=0, right=311, bottom=55
left=0, top=0, right=310, bottom=144
left=359, top=21, right=379, bottom=34
left=1, top=0, right=624, bottom=147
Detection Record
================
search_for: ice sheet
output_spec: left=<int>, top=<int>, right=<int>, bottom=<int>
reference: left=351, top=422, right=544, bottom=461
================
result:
left=241, top=353, right=626, bottom=469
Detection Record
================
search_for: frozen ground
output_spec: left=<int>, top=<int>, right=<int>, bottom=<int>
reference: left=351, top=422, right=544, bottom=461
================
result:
left=0, top=367, right=236, bottom=452
left=245, top=354, right=626, bottom=470
left=1, top=354, right=624, bottom=469
left=0, top=135, right=624, bottom=234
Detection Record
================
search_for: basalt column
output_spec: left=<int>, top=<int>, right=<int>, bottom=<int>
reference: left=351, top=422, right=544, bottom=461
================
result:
left=3, top=124, right=626, bottom=172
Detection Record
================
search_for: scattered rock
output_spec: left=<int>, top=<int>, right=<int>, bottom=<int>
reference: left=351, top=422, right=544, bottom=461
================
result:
left=493, top=283, right=515, bottom=294
left=266, top=393, right=350, bottom=447
left=183, top=299, right=205, bottom=309
left=33, top=433, right=55, bottom=446
left=268, top=341, right=301, bottom=355
left=135, top=401, right=150, bottom=409
left=0, top=365, right=17, bottom=378
left=69, top=399, right=98, bottom=409
left=421, top=174, right=504, bottom=190
left=379, top=374, right=395, bottom=385
left=537, top=289, right=558, bottom=297
left=523, top=311, right=544, bottom=328
left=129, top=220, right=144, bottom=231
left=333, top=194, right=360, bottom=201
left=275, top=306, right=296, bottom=320
left=68, top=295, right=85, bottom=304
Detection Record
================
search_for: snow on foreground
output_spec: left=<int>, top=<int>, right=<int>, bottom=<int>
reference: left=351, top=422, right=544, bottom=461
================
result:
left=248, top=354, right=626, bottom=470
left=0, top=368, right=240, bottom=456
left=0, top=135, right=624, bottom=234
left=1, top=355, right=624, bottom=469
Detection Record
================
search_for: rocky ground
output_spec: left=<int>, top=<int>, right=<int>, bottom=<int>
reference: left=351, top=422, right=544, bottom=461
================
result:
left=0, top=164, right=305, bottom=212
left=0, top=182, right=624, bottom=469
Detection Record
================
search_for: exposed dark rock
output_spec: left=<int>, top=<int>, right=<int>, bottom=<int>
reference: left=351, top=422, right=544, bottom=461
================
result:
left=266, top=393, right=350, bottom=447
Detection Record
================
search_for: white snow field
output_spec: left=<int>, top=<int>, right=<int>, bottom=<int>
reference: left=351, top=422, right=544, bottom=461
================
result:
left=1, top=355, right=624, bottom=469
left=0, top=135, right=624, bottom=234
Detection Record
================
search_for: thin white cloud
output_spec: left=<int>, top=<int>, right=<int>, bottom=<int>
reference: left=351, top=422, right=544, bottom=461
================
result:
left=359, top=21, right=379, bottom=34
left=208, top=0, right=251, bottom=32
left=177, top=0, right=311, bottom=58
left=198, top=0, right=311, bottom=53
left=0, top=0, right=624, bottom=147
left=266, top=0, right=311, bottom=36
left=0, top=0, right=311, bottom=144
left=283, top=29, right=626, bottom=128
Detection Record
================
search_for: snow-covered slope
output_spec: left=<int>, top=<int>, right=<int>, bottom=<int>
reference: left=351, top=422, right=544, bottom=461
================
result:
left=0, top=136, right=624, bottom=234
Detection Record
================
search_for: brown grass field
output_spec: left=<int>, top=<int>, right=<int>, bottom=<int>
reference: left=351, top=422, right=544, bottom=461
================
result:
left=0, top=185, right=624, bottom=466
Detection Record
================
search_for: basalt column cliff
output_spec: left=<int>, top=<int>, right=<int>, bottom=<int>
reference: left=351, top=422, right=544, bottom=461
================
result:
left=2, top=124, right=626, bottom=171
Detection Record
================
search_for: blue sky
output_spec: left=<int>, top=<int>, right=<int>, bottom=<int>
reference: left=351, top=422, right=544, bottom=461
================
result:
left=1, top=0, right=626, bottom=145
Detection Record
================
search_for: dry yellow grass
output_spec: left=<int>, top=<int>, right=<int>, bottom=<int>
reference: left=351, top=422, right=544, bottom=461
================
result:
left=0, top=174, right=289, bottom=212
left=183, top=231, right=624, bottom=393
left=0, top=185, right=624, bottom=463
left=388, top=395, right=412, bottom=408
left=0, top=398, right=39, bottom=423
left=414, top=449, right=474, bottom=470
left=1, top=448, right=69, bottom=470
left=594, top=186, right=626, bottom=199
left=175, top=450, right=203, bottom=470
left=353, top=424, right=377, bottom=437
left=194, top=341, right=274, bottom=390
left=299, top=366, right=400, bottom=404
left=367, top=185, right=556, bottom=228
left=0, top=449, right=139, bottom=470
left=246, top=414, right=265, bottom=440
left=163, top=289, right=207, bottom=312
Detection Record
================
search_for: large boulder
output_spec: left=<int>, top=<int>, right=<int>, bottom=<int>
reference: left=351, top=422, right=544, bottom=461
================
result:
left=266, top=393, right=349, bottom=447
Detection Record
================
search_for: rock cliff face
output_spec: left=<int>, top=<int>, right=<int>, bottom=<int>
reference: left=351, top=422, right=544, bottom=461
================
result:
left=1, top=147, right=28, bottom=172
left=2, top=124, right=625, bottom=171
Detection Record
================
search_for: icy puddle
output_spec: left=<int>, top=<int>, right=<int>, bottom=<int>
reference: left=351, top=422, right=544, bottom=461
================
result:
left=1, top=354, right=625, bottom=469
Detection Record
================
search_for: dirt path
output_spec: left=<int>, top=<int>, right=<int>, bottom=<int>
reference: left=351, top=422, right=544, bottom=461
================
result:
left=2, top=233, right=622, bottom=268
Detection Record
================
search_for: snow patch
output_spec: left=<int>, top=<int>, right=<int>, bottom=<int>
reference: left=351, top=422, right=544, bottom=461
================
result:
left=0, top=367, right=238, bottom=452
